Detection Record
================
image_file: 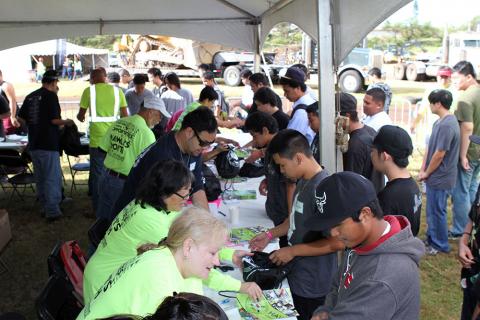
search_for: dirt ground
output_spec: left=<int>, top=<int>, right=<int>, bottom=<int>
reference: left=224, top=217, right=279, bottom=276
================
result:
left=0, top=171, right=92, bottom=318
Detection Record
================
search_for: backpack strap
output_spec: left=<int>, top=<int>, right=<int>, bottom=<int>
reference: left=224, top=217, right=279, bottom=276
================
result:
left=290, top=104, right=308, bottom=118
left=60, top=240, right=87, bottom=300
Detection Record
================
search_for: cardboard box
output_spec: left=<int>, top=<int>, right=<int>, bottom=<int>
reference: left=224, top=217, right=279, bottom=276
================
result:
left=0, top=209, right=12, bottom=251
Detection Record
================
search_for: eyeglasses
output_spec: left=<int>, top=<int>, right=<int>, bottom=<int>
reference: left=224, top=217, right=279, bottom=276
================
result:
left=193, top=129, right=215, bottom=147
left=174, top=189, right=193, bottom=200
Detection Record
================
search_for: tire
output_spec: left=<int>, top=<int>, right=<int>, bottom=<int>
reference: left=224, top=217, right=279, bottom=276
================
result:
left=223, top=66, right=242, bottom=86
left=338, top=70, right=363, bottom=93
left=393, top=63, right=406, bottom=80
left=406, top=64, right=425, bottom=81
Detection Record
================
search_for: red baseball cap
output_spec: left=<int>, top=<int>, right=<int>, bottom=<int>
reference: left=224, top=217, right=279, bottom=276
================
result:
left=437, top=67, right=452, bottom=78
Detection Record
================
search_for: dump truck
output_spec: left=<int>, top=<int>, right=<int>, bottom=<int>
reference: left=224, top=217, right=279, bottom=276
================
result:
left=112, top=35, right=285, bottom=86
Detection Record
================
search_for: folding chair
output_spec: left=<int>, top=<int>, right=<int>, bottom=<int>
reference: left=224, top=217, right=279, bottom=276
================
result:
left=0, top=150, right=35, bottom=203
left=65, top=153, right=89, bottom=196
left=88, top=218, right=111, bottom=249
left=35, top=274, right=83, bottom=320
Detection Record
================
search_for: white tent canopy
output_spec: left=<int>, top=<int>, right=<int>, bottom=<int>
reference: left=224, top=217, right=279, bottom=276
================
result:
left=0, top=40, right=108, bottom=82
left=0, top=40, right=109, bottom=56
left=0, top=0, right=410, bottom=65
left=0, top=0, right=411, bottom=170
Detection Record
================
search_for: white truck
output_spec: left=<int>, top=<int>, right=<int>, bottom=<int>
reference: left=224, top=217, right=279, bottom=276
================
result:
left=394, top=31, right=480, bottom=81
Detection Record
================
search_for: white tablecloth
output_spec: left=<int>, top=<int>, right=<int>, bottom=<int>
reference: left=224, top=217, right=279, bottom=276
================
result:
left=0, top=135, right=28, bottom=151
left=0, top=134, right=89, bottom=152
left=204, top=177, right=296, bottom=320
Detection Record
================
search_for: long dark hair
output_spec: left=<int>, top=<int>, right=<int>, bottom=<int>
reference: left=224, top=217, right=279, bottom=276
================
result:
left=135, top=160, right=192, bottom=211
left=145, top=292, right=228, bottom=320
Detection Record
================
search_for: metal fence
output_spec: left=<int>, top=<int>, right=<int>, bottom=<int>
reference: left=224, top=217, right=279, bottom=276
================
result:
left=59, top=101, right=89, bottom=133
left=57, top=98, right=430, bottom=147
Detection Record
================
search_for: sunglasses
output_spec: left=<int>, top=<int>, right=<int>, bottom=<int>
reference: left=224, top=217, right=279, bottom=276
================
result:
left=193, top=129, right=215, bottom=147
left=174, top=188, right=193, bottom=200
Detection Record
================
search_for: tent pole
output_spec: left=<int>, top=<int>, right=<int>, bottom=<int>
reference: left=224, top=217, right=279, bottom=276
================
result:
left=316, top=0, right=337, bottom=173
left=92, top=54, right=95, bottom=68
left=253, top=23, right=261, bottom=73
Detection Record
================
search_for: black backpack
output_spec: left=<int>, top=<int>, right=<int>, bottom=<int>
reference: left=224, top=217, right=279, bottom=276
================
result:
left=242, top=251, right=294, bottom=290
left=214, top=148, right=240, bottom=179
left=238, top=159, right=265, bottom=178
left=202, top=164, right=222, bottom=201
left=60, top=123, right=84, bottom=157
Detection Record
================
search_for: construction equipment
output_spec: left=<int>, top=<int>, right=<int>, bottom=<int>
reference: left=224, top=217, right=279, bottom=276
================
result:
left=111, top=35, right=285, bottom=86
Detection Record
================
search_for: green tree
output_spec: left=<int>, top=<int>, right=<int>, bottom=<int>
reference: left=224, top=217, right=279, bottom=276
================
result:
left=382, top=21, right=442, bottom=49
left=68, top=35, right=120, bottom=50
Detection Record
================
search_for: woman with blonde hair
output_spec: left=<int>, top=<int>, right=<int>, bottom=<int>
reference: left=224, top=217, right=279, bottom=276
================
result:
left=77, top=207, right=229, bottom=320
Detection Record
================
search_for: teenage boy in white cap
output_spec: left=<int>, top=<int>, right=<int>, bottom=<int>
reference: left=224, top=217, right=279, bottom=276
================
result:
left=96, top=95, right=170, bottom=220
left=308, top=171, right=425, bottom=320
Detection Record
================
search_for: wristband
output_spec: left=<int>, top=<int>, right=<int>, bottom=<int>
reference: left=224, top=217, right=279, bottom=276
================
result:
left=265, top=230, right=273, bottom=240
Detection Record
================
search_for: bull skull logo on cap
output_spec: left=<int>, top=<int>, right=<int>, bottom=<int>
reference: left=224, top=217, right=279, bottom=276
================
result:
left=315, top=191, right=327, bottom=214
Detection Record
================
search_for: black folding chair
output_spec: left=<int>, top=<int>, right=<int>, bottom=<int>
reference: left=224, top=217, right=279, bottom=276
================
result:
left=0, top=150, right=35, bottom=203
left=35, top=274, right=83, bottom=320
left=64, top=152, right=90, bottom=196
left=88, top=218, right=111, bottom=249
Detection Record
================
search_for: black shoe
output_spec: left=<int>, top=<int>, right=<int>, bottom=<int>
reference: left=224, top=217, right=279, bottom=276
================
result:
left=448, top=231, right=462, bottom=240
left=46, top=214, right=62, bottom=223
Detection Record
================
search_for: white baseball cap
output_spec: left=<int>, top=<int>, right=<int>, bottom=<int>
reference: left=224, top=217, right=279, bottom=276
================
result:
left=143, top=95, right=171, bottom=118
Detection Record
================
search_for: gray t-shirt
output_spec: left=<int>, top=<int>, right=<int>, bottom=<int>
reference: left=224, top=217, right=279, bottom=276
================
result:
left=426, top=114, right=460, bottom=190
left=161, top=88, right=194, bottom=115
left=287, top=170, right=338, bottom=298
left=125, top=88, right=153, bottom=115
left=264, top=149, right=289, bottom=225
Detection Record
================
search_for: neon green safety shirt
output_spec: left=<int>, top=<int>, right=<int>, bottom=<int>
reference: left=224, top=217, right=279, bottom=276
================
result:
left=99, top=114, right=155, bottom=176
left=77, top=248, right=203, bottom=320
left=82, top=201, right=239, bottom=305
left=80, top=83, right=127, bottom=148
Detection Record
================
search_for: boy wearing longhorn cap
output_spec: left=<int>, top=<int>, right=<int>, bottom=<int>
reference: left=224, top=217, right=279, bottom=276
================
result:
left=309, top=172, right=424, bottom=320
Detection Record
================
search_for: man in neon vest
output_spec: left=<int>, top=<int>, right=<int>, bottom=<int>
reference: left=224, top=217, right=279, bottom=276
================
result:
left=77, top=69, right=128, bottom=215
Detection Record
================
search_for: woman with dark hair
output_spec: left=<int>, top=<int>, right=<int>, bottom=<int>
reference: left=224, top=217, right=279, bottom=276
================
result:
left=144, top=292, right=228, bottom=320
left=83, top=159, right=193, bottom=303
left=101, top=292, right=227, bottom=320
left=161, top=72, right=194, bottom=115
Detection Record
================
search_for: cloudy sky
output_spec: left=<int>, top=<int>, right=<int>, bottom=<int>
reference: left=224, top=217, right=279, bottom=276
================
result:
left=387, top=0, right=480, bottom=27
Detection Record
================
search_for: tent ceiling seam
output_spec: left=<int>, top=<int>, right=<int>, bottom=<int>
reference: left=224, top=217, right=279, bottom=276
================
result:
left=213, top=0, right=256, bottom=19
left=0, top=18, right=251, bottom=26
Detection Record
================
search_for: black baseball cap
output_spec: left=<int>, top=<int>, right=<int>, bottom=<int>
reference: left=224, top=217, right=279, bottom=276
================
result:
left=372, top=125, right=413, bottom=159
left=305, top=171, right=377, bottom=232
left=281, top=67, right=305, bottom=84
left=107, top=72, right=120, bottom=83
left=338, top=92, right=357, bottom=113
left=42, top=70, right=59, bottom=83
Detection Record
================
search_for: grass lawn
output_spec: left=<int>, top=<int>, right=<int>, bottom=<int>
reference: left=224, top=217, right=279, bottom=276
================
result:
left=0, top=78, right=464, bottom=319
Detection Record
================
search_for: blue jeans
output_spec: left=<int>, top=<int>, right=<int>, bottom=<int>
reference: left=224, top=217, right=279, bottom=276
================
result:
left=30, top=150, right=62, bottom=218
left=89, top=147, right=106, bottom=213
left=96, top=172, right=125, bottom=221
left=451, top=160, right=480, bottom=235
left=426, top=186, right=451, bottom=252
